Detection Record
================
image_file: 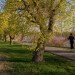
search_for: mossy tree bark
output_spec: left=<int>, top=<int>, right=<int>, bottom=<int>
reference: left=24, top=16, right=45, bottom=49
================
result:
left=32, top=35, right=45, bottom=62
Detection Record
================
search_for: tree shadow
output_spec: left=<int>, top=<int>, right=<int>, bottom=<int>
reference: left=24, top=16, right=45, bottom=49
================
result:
left=0, top=48, right=33, bottom=63
left=45, top=50, right=74, bottom=53
left=0, top=57, right=32, bottom=63
left=0, top=48, right=32, bottom=54
left=44, top=53, right=69, bottom=65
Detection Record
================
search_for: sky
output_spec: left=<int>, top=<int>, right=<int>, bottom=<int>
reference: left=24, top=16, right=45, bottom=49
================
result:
left=0, top=0, right=5, bottom=12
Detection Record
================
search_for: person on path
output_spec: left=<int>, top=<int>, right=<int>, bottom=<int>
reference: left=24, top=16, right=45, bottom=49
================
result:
left=68, top=33, right=74, bottom=49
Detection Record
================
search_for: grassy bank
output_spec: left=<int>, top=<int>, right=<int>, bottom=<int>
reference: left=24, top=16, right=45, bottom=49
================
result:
left=0, top=41, right=75, bottom=75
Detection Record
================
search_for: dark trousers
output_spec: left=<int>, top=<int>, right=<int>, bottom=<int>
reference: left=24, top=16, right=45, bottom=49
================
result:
left=70, top=43, right=74, bottom=49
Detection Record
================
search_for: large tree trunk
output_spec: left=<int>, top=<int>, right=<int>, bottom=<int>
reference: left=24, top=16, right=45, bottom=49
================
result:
left=32, top=36, right=45, bottom=62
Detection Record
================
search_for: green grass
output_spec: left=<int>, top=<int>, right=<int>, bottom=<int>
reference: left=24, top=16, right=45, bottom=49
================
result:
left=0, top=41, right=75, bottom=75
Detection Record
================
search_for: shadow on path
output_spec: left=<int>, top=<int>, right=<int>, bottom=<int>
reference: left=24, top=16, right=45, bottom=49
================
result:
left=45, top=47, right=75, bottom=61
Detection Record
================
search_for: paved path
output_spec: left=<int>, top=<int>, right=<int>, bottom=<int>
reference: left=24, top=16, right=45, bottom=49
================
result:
left=45, top=47, right=75, bottom=61
left=18, top=42, right=75, bottom=61
left=10, top=42, right=75, bottom=61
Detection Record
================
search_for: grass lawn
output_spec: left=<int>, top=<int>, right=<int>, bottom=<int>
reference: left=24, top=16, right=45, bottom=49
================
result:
left=0, top=41, right=75, bottom=75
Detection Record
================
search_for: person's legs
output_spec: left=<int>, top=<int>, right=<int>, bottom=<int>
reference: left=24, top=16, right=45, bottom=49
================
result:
left=71, top=43, right=74, bottom=49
